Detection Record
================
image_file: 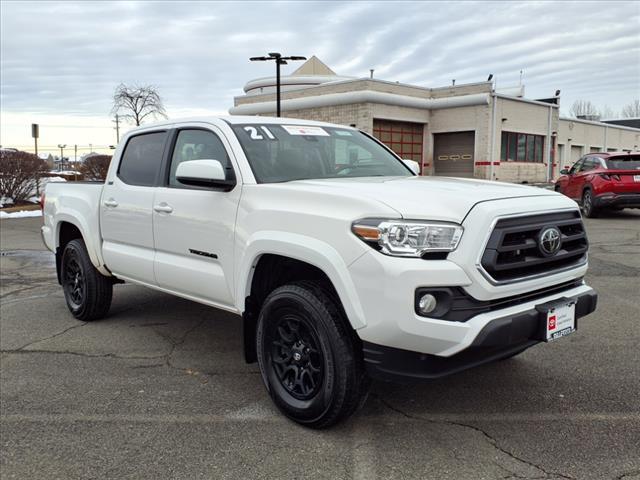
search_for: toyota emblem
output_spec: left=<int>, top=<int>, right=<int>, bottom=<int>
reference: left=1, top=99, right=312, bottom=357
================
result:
left=539, top=226, right=562, bottom=256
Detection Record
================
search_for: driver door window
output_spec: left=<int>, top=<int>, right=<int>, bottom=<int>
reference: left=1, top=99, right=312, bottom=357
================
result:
left=169, top=129, right=233, bottom=187
left=569, top=159, right=584, bottom=175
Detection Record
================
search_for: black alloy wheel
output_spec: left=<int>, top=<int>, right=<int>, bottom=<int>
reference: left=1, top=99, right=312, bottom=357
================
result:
left=268, top=313, right=324, bottom=400
left=61, top=239, right=113, bottom=321
left=63, top=249, right=85, bottom=309
left=256, top=282, right=369, bottom=428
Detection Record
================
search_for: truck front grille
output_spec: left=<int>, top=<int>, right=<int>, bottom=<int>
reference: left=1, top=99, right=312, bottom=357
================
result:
left=480, top=211, right=588, bottom=283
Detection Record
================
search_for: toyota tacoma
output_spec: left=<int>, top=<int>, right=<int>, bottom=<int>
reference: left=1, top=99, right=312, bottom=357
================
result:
left=41, top=116, right=598, bottom=428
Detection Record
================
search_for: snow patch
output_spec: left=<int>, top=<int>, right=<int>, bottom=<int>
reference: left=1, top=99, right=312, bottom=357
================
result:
left=0, top=210, right=43, bottom=219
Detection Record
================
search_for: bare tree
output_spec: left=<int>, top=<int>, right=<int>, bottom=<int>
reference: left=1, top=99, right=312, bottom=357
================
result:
left=0, top=150, right=48, bottom=203
left=600, top=105, right=617, bottom=120
left=79, top=154, right=112, bottom=181
left=621, top=99, right=640, bottom=118
left=569, top=99, right=600, bottom=119
left=111, top=83, right=168, bottom=126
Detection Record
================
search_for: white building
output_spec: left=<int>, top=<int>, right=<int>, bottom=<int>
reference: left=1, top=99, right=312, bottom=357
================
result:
left=232, top=57, right=640, bottom=183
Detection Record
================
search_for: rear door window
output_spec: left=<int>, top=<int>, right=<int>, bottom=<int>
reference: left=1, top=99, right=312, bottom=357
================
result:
left=118, top=131, right=167, bottom=186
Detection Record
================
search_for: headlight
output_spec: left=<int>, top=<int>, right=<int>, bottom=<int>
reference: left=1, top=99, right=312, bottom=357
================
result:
left=352, top=219, right=463, bottom=257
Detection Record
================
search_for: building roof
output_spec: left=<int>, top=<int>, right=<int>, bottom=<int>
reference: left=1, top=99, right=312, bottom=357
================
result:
left=602, top=118, right=640, bottom=129
left=291, top=56, right=336, bottom=76
left=560, top=116, right=640, bottom=132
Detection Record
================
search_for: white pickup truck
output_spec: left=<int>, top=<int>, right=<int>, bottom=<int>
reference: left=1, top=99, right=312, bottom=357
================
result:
left=42, top=116, right=597, bottom=428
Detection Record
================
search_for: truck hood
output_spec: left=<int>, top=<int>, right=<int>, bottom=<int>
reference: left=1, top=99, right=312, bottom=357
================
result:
left=290, top=176, right=558, bottom=222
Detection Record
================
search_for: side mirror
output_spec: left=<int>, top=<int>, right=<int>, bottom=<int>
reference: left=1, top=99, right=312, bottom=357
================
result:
left=402, top=159, right=421, bottom=175
left=175, top=159, right=234, bottom=189
left=560, top=169, right=569, bottom=175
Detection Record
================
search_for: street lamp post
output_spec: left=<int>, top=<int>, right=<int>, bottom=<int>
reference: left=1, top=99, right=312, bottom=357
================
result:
left=57, top=144, right=67, bottom=171
left=249, top=53, right=306, bottom=117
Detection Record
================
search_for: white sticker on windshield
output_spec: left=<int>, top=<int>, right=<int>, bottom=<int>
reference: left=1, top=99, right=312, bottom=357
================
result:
left=244, top=126, right=263, bottom=140
left=335, top=130, right=353, bottom=136
left=282, top=125, right=330, bottom=136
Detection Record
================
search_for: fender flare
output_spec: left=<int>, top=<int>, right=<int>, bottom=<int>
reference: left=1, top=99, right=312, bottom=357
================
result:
left=54, top=212, right=110, bottom=276
left=236, top=231, right=367, bottom=330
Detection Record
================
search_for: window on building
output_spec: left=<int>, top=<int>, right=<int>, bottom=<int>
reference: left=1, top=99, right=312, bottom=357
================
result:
left=500, top=131, right=545, bottom=162
left=118, top=131, right=167, bottom=186
left=535, top=136, right=543, bottom=163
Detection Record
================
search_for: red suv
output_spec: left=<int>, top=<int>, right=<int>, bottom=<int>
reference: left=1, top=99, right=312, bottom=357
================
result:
left=555, top=152, right=640, bottom=217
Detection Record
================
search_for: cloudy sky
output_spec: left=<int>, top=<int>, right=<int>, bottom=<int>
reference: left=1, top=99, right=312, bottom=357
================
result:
left=1, top=0, right=639, bottom=154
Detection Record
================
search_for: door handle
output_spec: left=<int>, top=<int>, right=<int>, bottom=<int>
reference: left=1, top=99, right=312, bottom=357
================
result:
left=153, top=203, right=173, bottom=214
left=104, top=199, right=118, bottom=208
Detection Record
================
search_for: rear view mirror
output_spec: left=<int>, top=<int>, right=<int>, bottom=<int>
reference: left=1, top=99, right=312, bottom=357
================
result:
left=560, top=169, right=569, bottom=175
left=402, top=159, right=421, bottom=175
left=175, top=159, right=235, bottom=190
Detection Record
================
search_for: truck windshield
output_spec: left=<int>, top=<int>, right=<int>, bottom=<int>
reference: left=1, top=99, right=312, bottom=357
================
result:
left=231, top=123, right=412, bottom=183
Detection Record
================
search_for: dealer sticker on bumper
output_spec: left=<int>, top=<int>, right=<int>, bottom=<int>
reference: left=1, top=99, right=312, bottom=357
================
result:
left=545, top=301, right=576, bottom=341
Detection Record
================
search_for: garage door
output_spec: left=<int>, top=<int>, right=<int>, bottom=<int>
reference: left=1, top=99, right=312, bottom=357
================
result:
left=433, top=131, right=475, bottom=177
left=570, top=145, right=583, bottom=163
left=372, top=120, right=424, bottom=164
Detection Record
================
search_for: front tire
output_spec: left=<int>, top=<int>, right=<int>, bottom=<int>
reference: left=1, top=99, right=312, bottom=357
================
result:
left=256, top=282, right=369, bottom=428
left=61, top=239, right=113, bottom=321
left=581, top=189, right=597, bottom=218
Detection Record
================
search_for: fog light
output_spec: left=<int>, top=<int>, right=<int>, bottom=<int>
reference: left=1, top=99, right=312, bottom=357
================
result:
left=418, top=293, right=437, bottom=314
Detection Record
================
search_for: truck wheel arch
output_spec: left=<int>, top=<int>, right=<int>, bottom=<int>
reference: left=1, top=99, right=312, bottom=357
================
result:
left=240, top=250, right=366, bottom=364
left=54, top=219, right=108, bottom=281
left=55, top=222, right=83, bottom=284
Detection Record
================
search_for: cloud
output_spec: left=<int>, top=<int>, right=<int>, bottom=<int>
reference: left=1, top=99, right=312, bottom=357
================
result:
left=1, top=0, right=638, bottom=139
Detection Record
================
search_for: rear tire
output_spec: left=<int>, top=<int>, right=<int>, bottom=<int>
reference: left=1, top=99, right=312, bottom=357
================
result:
left=581, top=189, right=598, bottom=218
left=61, top=239, right=113, bottom=321
left=256, top=282, right=369, bottom=428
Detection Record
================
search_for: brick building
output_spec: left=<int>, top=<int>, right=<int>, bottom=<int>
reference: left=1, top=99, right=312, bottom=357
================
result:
left=231, top=57, right=640, bottom=183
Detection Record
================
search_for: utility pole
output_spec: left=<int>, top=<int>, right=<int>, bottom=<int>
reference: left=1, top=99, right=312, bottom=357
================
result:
left=249, top=53, right=306, bottom=117
left=57, top=144, right=66, bottom=171
left=31, top=124, right=39, bottom=156
left=112, top=113, right=120, bottom=143
left=32, top=124, right=40, bottom=195
left=74, top=144, right=78, bottom=163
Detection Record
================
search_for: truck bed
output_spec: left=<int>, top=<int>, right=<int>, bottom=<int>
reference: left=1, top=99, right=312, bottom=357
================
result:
left=42, top=182, right=106, bottom=272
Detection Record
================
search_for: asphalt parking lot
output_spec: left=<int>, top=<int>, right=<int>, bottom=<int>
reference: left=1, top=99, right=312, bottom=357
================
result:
left=1, top=212, right=639, bottom=480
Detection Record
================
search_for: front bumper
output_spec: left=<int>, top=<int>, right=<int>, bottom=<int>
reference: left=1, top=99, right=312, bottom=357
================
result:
left=348, top=248, right=589, bottom=357
left=363, top=288, right=597, bottom=382
left=593, top=192, right=640, bottom=209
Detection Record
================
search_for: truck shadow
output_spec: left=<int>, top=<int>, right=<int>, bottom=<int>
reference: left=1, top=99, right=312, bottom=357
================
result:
left=106, top=284, right=568, bottom=418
